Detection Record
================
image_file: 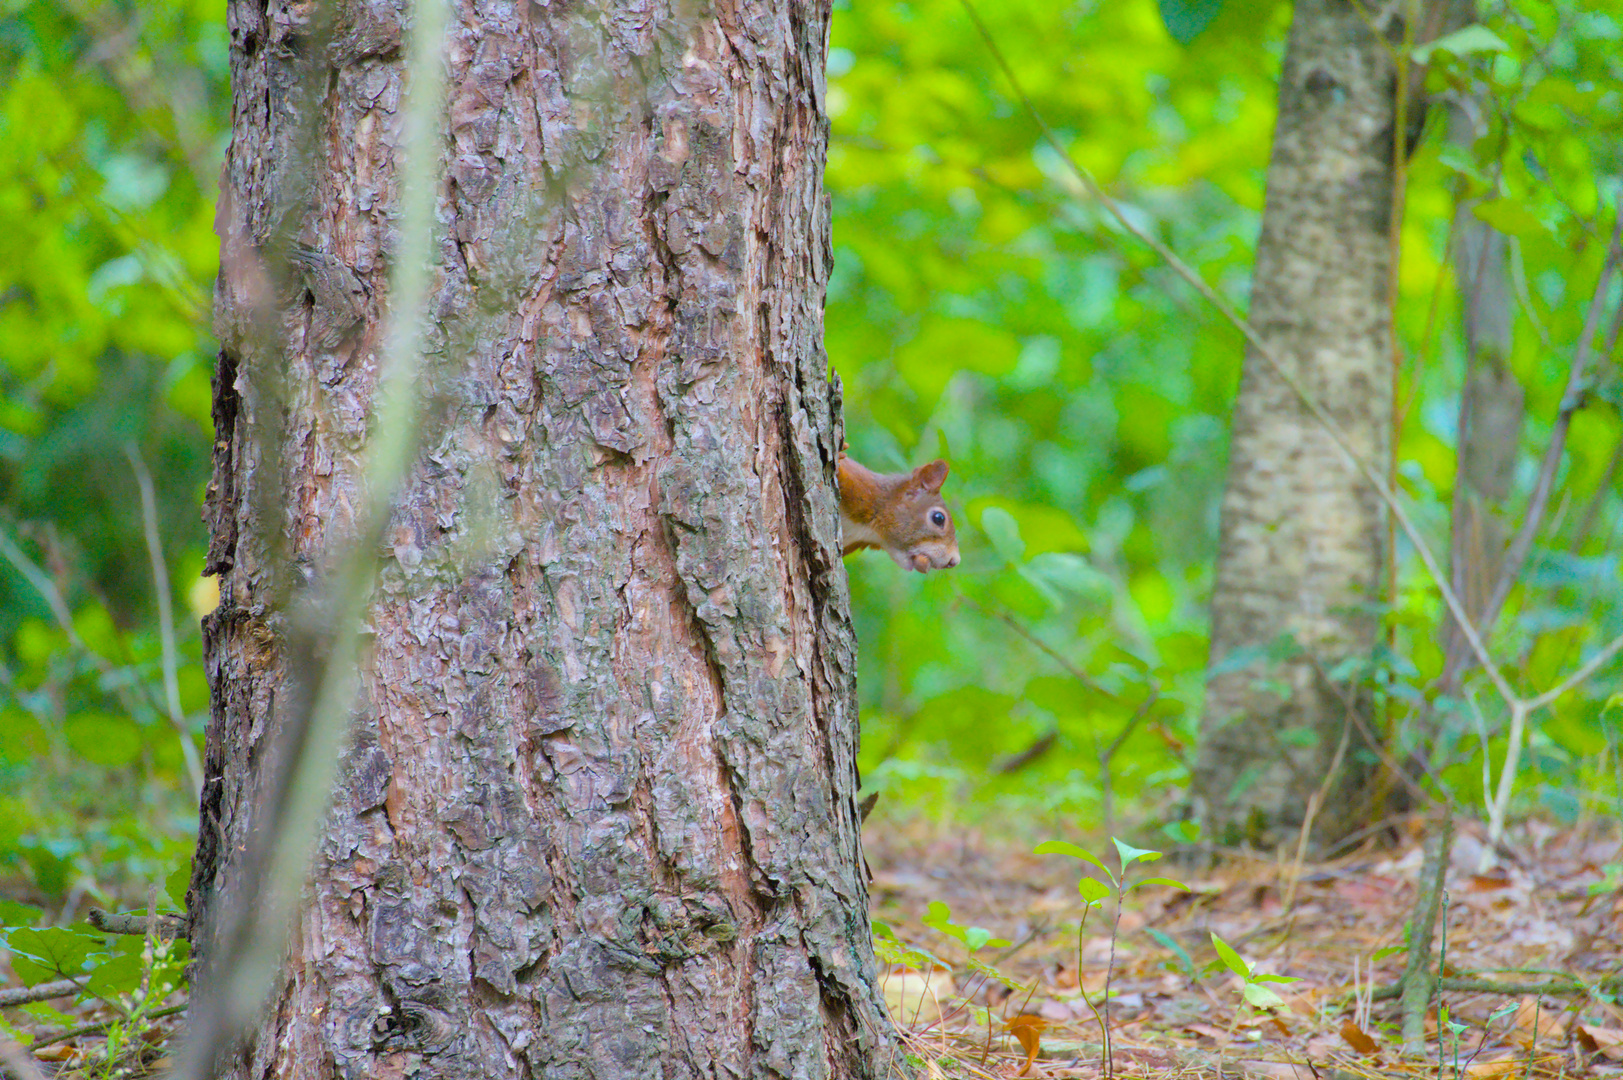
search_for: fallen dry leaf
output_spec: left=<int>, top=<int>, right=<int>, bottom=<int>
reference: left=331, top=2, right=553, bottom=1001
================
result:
left=1007, top=1014, right=1048, bottom=1077
left=1464, top=1057, right=1521, bottom=1078
left=1577, top=1024, right=1623, bottom=1061
left=1340, top=1019, right=1379, bottom=1055
left=1511, top=997, right=1567, bottom=1045
left=1465, top=867, right=1512, bottom=892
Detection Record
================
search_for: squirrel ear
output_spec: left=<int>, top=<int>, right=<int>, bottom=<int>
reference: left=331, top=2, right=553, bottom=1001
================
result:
left=913, top=459, right=949, bottom=492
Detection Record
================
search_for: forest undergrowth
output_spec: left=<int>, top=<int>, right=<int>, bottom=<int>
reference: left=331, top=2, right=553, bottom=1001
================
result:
left=0, top=809, right=1619, bottom=1078
left=864, top=816, right=1623, bottom=1080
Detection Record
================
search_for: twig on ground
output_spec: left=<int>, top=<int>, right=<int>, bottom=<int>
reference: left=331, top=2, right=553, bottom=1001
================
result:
left=1398, top=816, right=1453, bottom=1054
left=86, top=909, right=185, bottom=939
left=0, top=979, right=86, bottom=1009
left=28, top=1004, right=187, bottom=1052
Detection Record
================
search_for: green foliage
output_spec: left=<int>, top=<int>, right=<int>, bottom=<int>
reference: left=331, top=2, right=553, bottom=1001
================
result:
left=0, top=0, right=220, bottom=931
left=1035, top=836, right=1189, bottom=1076
left=0, top=0, right=220, bottom=631
left=1206, top=931, right=1299, bottom=1011
left=922, top=899, right=1013, bottom=957
left=0, top=914, right=189, bottom=1070
left=831, top=0, right=1274, bottom=819
left=833, top=0, right=1623, bottom=825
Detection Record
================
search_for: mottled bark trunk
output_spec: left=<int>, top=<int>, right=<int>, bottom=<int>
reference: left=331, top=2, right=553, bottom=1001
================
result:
left=1437, top=0, right=1521, bottom=704
left=193, top=1, right=897, bottom=1077
left=1194, top=0, right=1397, bottom=849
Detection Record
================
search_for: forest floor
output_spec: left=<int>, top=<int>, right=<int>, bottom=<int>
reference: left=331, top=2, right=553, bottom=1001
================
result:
left=1, top=815, right=1618, bottom=1078
left=864, top=815, right=1622, bottom=1080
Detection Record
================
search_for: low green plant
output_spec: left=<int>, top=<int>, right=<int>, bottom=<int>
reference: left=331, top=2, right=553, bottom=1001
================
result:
left=1206, top=932, right=1300, bottom=1011
left=875, top=899, right=1035, bottom=1072
left=0, top=867, right=189, bottom=1072
left=1035, top=837, right=1188, bottom=1079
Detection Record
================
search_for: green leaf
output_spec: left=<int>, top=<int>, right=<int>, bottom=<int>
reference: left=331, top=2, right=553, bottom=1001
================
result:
left=166, top=861, right=193, bottom=909
left=1251, top=972, right=1302, bottom=984
left=1412, top=25, right=1510, bottom=63
left=1209, top=932, right=1251, bottom=979
left=921, top=899, right=954, bottom=931
left=1158, top=0, right=1224, bottom=44
left=1034, top=840, right=1109, bottom=874
left=1160, top=820, right=1202, bottom=845
left=0, top=711, right=49, bottom=764
left=894, top=318, right=1019, bottom=400
left=1146, top=928, right=1194, bottom=977
left=63, top=712, right=143, bottom=768
left=5, top=926, right=101, bottom=985
left=1078, top=876, right=1112, bottom=904
left=1371, top=945, right=1405, bottom=962
left=0, top=900, right=44, bottom=927
left=980, top=507, right=1026, bottom=564
left=1241, top=982, right=1286, bottom=1009
left=873, top=935, right=907, bottom=965
left=1022, top=553, right=1111, bottom=606
left=71, top=603, right=120, bottom=661
left=1471, top=198, right=1548, bottom=238
left=1111, top=837, right=1161, bottom=869
left=85, top=951, right=146, bottom=998
left=1277, top=726, right=1319, bottom=749
left=1127, top=876, right=1191, bottom=893
left=922, top=900, right=970, bottom=945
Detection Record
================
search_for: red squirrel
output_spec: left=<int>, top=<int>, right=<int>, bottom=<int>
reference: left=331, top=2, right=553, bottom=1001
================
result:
left=837, top=454, right=960, bottom=573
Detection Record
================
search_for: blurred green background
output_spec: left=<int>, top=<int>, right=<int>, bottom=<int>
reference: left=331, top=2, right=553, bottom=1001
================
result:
left=0, top=0, right=1619, bottom=925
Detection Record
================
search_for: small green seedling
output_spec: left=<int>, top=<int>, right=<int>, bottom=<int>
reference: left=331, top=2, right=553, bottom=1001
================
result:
left=1207, top=932, right=1300, bottom=1011
left=920, top=900, right=1034, bottom=1063
left=1035, top=837, right=1189, bottom=1079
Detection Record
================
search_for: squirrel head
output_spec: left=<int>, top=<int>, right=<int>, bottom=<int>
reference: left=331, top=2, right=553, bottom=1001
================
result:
left=881, top=459, right=960, bottom=573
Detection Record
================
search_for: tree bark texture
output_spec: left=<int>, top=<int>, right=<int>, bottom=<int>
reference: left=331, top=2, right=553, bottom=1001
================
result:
left=194, top=1, right=898, bottom=1077
left=1436, top=0, right=1522, bottom=704
left=1195, top=0, right=1397, bottom=849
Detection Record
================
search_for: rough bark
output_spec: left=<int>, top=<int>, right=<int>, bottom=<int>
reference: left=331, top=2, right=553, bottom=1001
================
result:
left=1436, top=0, right=1522, bottom=705
left=192, top=1, right=898, bottom=1077
left=1194, top=0, right=1397, bottom=849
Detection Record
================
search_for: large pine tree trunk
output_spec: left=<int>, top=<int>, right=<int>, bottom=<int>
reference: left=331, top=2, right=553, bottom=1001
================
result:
left=193, top=1, right=896, bottom=1076
left=1194, top=0, right=1397, bottom=849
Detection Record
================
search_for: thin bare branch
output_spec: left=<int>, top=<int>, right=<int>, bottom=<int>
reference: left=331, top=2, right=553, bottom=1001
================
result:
left=1524, top=631, right=1623, bottom=714
left=86, top=908, right=186, bottom=939
left=1450, top=211, right=1623, bottom=687
left=0, top=529, right=76, bottom=633
left=0, top=979, right=86, bottom=1010
left=125, top=444, right=203, bottom=798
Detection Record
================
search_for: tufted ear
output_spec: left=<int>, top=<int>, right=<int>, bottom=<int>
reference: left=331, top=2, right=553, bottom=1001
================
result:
left=912, top=459, right=949, bottom=492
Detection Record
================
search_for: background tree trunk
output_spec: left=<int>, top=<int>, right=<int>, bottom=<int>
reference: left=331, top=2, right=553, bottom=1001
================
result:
left=1435, top=0, right=1521, bottom=707
left=193, top=1, right=897, bottom=1077
left=1194, top=0, right=1397, bottom=849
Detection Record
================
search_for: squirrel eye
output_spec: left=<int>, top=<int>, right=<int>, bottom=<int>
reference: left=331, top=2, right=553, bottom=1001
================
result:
left=930, top=510, right=947, bottom=527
